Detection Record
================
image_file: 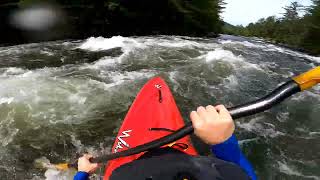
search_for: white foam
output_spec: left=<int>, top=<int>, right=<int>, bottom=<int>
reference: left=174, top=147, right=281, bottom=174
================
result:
left=219, top=39, right=266, bottom=49
left=238, top=137, right=259, bottom=146
left=266, top=45, right=320, bottom=63
left=78, top=36, right=148, bottom=68
left=78, top=36, right=143, bottom=54
left=0, top=109, right=20, bottom=146
left=1, top=71, right=93, bottom=125
left=1, top=67, right=53, bottom=79
left=202, top=48, right=262, bottom=71
left=146, top=36, right=214, bottom=49
left=276, top=112, right=290, bottom=123
left=44, top=169, right=76, bottom=180
left=104, top=70, right=156, bottom=89
left=278, top=161, right=319, bottom=180
left=94, top=57, right=118, bottom=67
left=168, top=71, right=181, bottom=92
left=219, top=38, right=320, bottom=63
left=5, top=67, right=25, bottom=73
left=68, top=94, right=87, bottom=105
left=204, top=49, right=240, bottom=62
left=70, top=134, right=85, bottom=153
left=0, top=67, right=27, bottom=77
left=236, top=117, right=285, bottom=138
left=289, top=50, right=320, bottom=63
left=220, top=38, right=274, bottom=51
left=291, top=91, right=320, bottom=102
left=81, top=57, right=119, bottom=70
left=222, top=75, right=239, bottom=89
left=79, top=36, right=126, bottom=51
left=40, top=50, right=54, bottom=56
left=79, top=36, right=218, bottom=56
left=0, top=97, right=14, bottom=104
left=309, top=131, right=320, bottom=136
left=0, top=60, right=157, bottom=127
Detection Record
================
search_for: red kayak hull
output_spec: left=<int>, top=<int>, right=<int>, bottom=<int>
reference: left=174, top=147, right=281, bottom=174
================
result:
left=104, top=77, right=198, bottom=179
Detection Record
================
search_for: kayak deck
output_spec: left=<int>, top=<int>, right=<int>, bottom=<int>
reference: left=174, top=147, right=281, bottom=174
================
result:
left=104, top=77, right=198, bottom=179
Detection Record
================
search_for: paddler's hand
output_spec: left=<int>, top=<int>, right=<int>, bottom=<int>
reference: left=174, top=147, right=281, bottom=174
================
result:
left=77, top=154, right=99, bottom=174
left=190, top=105, right=235, bottom=145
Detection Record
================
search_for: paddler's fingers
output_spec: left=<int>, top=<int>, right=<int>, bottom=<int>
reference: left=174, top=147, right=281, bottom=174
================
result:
left=215, top=104, right=227, bottom=112
left=78, top=154, right=99, bottom=174
left=215, top=105, right=232, bottom=120
left=196, top=106, right=209, bottom=120
left=83, top=154, right=92, bottom=159
left=192, top=104, right=235, bottom=145
left=190, top=110, right=204, bottom=129
left=205, top=105, right=219, bottom=119
left=89, top=163, right=99, bottom=174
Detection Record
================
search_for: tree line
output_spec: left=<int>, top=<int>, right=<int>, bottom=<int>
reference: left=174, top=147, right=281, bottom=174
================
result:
left=223, top=0, right=320, bottom=55
left=0, top=0, right=225, bottom=45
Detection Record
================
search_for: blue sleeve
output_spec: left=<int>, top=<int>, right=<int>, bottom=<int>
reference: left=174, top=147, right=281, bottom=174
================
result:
left=74, top=171, right=89, bottom=180
left=211, top=135, right=257, bottom=180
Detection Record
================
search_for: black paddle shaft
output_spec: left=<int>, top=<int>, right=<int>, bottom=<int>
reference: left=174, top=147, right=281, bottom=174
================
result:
left=91, top=80, right=301, bottom=163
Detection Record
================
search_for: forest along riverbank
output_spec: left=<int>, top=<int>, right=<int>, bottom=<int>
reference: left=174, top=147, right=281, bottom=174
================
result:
left=0, top=0, right=223, bottom=45
left=223, top=1, right=320, bottom=55
left=0, top=35, right=319, bottom=179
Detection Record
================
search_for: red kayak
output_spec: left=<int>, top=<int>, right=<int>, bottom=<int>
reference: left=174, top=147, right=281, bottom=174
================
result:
left=104, top=77, right=198, bottom=179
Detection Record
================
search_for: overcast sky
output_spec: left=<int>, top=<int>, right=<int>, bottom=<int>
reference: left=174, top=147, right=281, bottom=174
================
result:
left=221, top=0, right=313, bottom=26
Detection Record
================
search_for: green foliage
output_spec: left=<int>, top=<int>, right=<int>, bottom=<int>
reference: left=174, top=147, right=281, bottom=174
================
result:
left=14, top=0, right=224, bottom=38
left=72, top=0, right=223, bottom=36
left=167, top=0, right=224, bottom=34
left=302, top=0, right=320, bottom=54
left=282, top=2, right=302, bottom=20
left=19, top=0, right=43, bottom=7
left=223, top=1, right=320, bottom=55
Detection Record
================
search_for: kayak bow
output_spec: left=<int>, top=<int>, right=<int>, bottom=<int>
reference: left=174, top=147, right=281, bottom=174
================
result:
left=104, top=77, right=198, bottom=178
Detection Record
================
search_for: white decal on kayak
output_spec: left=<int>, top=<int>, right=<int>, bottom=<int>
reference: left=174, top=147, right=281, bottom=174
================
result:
left=114, top=130, right=132, bottom=153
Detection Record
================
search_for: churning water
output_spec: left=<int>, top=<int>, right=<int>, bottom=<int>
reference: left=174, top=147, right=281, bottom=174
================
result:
left=0, top=35, right=319, bottom=180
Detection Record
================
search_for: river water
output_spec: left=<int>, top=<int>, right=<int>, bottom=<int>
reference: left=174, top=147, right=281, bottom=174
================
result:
left=0, top=35, right=319, bottom=180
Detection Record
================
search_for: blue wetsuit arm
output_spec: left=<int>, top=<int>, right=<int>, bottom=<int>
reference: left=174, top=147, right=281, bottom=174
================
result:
left=74, top=171, right=89, bottom=180
left=210, top=134, right=257, bottom=180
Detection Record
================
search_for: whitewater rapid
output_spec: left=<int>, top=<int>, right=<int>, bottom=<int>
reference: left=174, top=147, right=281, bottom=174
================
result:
left=0, top=35, right=319, bottom=179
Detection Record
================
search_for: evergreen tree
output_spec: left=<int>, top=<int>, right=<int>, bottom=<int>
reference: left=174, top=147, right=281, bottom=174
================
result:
left=11, top=0, right=226, bottom=40
left=223, top=1, right=320, bottom=55
left=303, top=0, right=320, bottom=54
left=282, top=2, right=302, bottom=20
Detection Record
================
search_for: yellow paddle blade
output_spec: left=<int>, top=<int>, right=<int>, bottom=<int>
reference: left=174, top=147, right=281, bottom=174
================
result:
left=293, top=66, right=320, bottom=90
left=54, top=163, right=70, bottom=171
left=34, top=157, right=74, bottom=171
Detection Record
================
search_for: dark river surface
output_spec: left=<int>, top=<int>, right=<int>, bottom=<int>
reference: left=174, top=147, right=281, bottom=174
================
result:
left=0, top=35, right=319, bottom=180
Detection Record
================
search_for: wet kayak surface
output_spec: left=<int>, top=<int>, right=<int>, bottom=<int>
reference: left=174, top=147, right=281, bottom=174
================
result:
left=0, top=35, right=319, bottom=179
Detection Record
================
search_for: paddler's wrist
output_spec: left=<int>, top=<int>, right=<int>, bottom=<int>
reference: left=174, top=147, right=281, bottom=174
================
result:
left=211, top=134, right=238, bottom=146
left=210, top=134, right=241, bottom=162
left=74, top=171, right=89, bottom=180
